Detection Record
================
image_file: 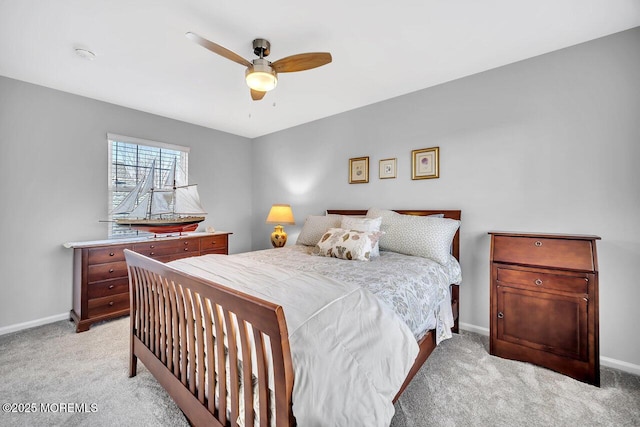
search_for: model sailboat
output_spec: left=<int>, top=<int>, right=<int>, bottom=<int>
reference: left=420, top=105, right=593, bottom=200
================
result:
left=112, top=159, right=206, bottom=235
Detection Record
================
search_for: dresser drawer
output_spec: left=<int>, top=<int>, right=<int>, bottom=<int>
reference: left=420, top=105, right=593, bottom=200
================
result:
left=87, top=245, right=131, bottom=264
left=496, top=267, right=588, bottom=294
left=88, top=277, right=130, bottom=299
left=88, top=293, right=130, bottom=318
left=201, top=248, right=228, bottom=256
left=492, top=236, right=595, bottom=271
left=200, top=234, right=228, bottom=252
left=87, top=261, right=128, bottom=283
left=133, top=239, right=199, bottom=258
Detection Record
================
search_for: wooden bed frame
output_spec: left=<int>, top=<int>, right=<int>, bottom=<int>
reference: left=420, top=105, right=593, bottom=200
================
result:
left=125, top=209, right=461, bottom=426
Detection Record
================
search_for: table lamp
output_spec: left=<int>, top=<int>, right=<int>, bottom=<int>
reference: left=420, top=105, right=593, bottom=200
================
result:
left=265, top=204, right=295, bottom=248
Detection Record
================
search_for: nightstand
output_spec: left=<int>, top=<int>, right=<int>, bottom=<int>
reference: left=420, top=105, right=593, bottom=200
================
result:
left=488, top=232, right=600, bottom=386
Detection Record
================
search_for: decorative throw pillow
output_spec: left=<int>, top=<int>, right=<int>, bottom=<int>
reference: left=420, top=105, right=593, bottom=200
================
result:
left=340, top=216, right=383, bottom=257
left=366, top=208, right=459, bottom=265
left=296, top=214, right=343, bottom=246
left=313, top=228, right=384, bottom=261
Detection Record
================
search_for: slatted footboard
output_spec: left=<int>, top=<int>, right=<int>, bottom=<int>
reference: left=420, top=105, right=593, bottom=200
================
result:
left=125, top=249, right=295, bottom=427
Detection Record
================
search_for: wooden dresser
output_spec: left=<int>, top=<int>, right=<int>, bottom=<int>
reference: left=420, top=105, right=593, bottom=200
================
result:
left=65, top=232, right=232, bottom=332
left=488, top=232, right=600, bottom=386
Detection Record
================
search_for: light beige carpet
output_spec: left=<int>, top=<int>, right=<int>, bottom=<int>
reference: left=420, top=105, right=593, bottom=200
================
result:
left=1, top=317, right=638, bottom=426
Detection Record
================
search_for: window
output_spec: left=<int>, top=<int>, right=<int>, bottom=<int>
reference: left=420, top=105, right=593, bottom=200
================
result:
left=107, top=133, right=190, bottom=238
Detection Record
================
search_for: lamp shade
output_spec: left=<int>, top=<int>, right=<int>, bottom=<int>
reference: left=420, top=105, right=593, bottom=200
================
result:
left=265, top=204, right=295, bottom=225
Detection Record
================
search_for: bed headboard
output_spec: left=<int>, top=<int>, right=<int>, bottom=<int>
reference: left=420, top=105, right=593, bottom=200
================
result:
left=326, top=209, right=461, bottom=262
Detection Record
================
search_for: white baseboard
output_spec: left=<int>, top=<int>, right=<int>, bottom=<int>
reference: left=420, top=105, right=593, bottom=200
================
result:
left=459, top=322, right=489, bottom=336
left=459, top=322, right=640, bottom=377
left=0, top=312, right=69, bottom=336
left=600, top=356, right=640, bottom=376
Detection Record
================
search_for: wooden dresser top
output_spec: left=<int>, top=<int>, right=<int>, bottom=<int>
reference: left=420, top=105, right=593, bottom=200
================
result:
left=64, top=231, right=232, bottom=249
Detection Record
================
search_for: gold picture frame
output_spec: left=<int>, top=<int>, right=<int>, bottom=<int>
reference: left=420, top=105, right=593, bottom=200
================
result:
left=349, top=156, right=369, bottom=184
left=379, top=158, right=397, bottom=179
left=412, top=147, right=439, bottom=180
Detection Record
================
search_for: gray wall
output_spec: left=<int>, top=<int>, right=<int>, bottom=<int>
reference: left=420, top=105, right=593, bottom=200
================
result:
left=251, top=28, right=640, bottom=369
left=0, top=76, right=253, bottom=329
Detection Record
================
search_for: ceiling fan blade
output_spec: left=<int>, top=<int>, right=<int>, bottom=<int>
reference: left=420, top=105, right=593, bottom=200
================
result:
left=185, top=32, right=251, bottom=67
left=272, top=52, right=332, bottom=73
left=250, top=89, right=266, bottom=101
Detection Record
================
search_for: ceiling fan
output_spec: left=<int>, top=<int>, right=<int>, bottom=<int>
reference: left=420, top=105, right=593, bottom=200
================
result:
left=185, top=32, right=332, bottom=101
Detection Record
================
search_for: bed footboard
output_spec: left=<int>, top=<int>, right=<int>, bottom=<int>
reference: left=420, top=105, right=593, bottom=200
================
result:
left=125, top=249, right=295, bottom=427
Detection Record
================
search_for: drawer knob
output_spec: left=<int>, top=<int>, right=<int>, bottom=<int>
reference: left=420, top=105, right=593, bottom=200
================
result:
left=109, top=301, right=114, bottom=306
left=150, top=245, right=155, bottom=249
left=184, top=242, right=189, bottom=245
left=497, top=312, right=504, bottom=319
left=109, top=252, right=115, bottom=256
left=108, top=284, right=115, bottom=289
left=534, top=241, right=543, bottom=247
left=184, top=248, right=189, bottom=251
left=534, top=279, right=543, bottom=286
left=109, top=268, right=114, bottom=273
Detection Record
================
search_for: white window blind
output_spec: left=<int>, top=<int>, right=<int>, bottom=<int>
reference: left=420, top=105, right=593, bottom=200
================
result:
left=107, top=133, right=190, bottom=238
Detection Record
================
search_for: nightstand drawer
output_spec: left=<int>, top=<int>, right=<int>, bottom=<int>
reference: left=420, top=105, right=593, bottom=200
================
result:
left=87, top=261, right=128, bottom=283
left=496, top=267, right=588, bottom=294
left=492, top=236, right=594, bottom=271
left=88, top=245, right=131, bottom=264
left=200, top=234, right=228, bottom=252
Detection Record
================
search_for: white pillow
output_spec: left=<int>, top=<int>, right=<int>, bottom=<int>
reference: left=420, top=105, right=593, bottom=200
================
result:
left=366, top=208, right=459, bottom=265
left=313, top=228, right=384, bottom=261
left=341, top=216, right=382, bottom=257
left=296, top=214, right=342, bottom=246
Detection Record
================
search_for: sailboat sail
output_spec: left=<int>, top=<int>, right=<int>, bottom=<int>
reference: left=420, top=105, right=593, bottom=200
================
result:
left=111, top=178, right=144, bottom=214
left=129, top=193, right=151, bottom=218
left=112, top=159, right=156, bottom=215
left=174, top=186, right=207, bottom=215
left=140, top=159, right=155, bottom=199
left=163, top=158, right=186, bottom=188
left=151, top=191, right=173, bottom=215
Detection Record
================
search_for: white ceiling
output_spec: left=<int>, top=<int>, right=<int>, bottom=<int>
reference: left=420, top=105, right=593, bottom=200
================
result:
left=1, top=1, right=638, bottom=139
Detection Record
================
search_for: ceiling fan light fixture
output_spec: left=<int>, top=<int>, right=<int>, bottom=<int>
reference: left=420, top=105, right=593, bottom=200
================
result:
left=245, top=59, right=277, bottom=92
left=185, top=33, right=331, bottom=99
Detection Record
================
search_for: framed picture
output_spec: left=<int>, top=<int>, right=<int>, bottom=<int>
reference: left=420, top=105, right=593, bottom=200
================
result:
left=412, top=147, right=439, bottom=180
left=349, top=156, right=369, bottom=184
left=379, top=158, right=397, bottom=179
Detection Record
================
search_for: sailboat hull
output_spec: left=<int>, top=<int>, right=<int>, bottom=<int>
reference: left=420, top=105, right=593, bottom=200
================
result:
left=115, top=216, right=205, bottom=235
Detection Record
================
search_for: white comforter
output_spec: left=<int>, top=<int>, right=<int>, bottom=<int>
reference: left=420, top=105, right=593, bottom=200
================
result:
left=169, top=253, right=419, bottom=427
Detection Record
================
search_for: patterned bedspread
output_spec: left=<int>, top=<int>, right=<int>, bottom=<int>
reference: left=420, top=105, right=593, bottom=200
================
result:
left=236, top=245, right=462, bottom=344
